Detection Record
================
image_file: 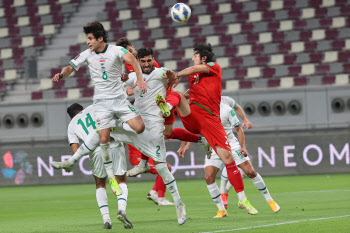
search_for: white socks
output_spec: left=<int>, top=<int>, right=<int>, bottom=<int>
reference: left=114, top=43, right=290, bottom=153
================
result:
left=138, top=159, right=148, bottom=168
left=96, top=188, right=111, bottom=224
left=155, top=163, right=181, bottom=205
left=118, top=121, right=136, bottom=133
left=207, top=183, right=226, bottom=211
left=222, top=167, right=273, bottom=203
left=117, top=183, right=128, bottom=212
left=167, top=103, right=173, bottom=111
left=220, top=167, right=229, bottom=193
left=251, top=173, right=273, bottom=202
left=100, top=143, right=114, bottom=180
left=68, top=132, right=100, bottom=163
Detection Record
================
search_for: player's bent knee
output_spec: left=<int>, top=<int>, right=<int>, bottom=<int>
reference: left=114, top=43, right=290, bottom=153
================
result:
left=204, top=173, right=215, bottom=184
left=246, top=169, right=257, bottom=179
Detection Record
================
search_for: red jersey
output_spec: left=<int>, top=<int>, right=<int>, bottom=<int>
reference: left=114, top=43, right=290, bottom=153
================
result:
left=189, top=62, right=222, bottom=116
left=125, top=60, right=160, bottom=73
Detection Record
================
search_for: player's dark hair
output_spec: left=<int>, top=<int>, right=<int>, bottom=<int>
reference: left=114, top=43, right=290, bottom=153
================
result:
left=83, top=21, right=108, bottom=42
left=193, top=42, right=214, bottom=63
left=116, top=37, right=132, bottom=48
left=67, top=103, right=84, bottom=119
left=138, top=48, right=153, bottom=58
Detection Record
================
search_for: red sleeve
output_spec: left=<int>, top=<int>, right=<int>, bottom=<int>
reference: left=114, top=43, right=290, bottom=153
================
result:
left=125, top=62, right=134, bottom=73
left=154, top=60, right=160, bottom=68
left=205, top=62, right=220, bottom=76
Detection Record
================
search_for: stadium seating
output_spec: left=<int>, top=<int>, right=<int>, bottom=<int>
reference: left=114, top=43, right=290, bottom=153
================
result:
left=0, top=0, right=349, bottom=101
left=0, top=0, right=83, bottom=100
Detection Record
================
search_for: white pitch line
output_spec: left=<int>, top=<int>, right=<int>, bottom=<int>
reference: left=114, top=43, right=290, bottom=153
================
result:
left=199, top=215, right=350, bottom=233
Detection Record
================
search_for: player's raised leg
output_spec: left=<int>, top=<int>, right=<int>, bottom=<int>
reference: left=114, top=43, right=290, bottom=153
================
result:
left=239, top=161, right=280, bottom=213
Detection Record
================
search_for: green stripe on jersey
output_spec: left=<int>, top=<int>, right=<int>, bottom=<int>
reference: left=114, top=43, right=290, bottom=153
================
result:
left=68, top=61, right=77, bottom=70
left=191, top=102, right=219, bottom=117
left=207, top=62, right=214, bottom=66
left=121, top=47, right=128, bottom=54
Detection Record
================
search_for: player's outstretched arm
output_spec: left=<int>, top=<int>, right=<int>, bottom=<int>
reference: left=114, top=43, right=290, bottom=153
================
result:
left=176, top=64, right=210, bottom=78
left=52, top=65, right=75, bottom=82
left=235, top=104, right=253, bottom=130
left=122, top=52, right=148, bottom=94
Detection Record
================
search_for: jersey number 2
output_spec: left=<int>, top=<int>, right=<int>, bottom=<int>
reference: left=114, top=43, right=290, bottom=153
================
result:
left=77, top=113, right=96, bottom=135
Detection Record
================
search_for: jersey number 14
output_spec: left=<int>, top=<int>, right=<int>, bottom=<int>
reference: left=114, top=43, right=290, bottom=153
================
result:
left=77, top=113, right=96, bottom=135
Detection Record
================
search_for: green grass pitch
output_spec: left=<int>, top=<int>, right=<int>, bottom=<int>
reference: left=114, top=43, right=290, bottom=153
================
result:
left=1, top=174, right=350, bottom=233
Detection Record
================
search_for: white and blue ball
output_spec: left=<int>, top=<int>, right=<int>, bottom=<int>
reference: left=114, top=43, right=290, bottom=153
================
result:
left=171, top=3, right=191, bottom=23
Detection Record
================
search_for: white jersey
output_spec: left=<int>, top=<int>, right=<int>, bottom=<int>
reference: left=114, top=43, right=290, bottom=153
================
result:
left=221, top=96, right=237, bottom=109
left=125, top=67, right=168, bottom=122
left=67, top=105, right=119, bottom=151
left=69, top=44, right=128, bottom=100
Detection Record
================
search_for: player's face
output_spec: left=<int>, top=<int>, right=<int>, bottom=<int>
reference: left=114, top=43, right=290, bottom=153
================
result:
left=139, top=55, right=154, bottom=74
left=86, top=33, right=103, bottom=52
left=192, top=51, right=203, bottom=65
left=126, top=45, right=137, bottom=57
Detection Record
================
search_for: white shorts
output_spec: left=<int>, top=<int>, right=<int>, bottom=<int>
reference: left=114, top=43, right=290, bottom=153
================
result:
left=204, top=145, right=250, bottom=169
left=93, top=96, right=139, bottom=130
left=90, top=143, right=127, bottom=178
left=111, top=119, right=166, bottom=162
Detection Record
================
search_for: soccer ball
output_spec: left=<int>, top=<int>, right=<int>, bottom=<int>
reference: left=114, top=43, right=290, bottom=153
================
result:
left=170, top=3, right=191, bottom=23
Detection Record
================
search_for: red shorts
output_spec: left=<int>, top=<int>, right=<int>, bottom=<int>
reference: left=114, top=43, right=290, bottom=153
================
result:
left=128, top=145, right=170, bottom=175
left=178, top=104, right=231, bottom=153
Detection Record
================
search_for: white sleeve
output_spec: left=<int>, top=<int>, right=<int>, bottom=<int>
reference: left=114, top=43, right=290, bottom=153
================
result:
left=227, top=108, right=241, bottom=128
left=221, top=96, right=237, bottom=109
left=67, top=124, right=79, bottom=145
left=124, top=73, right=137, bottom=88
left=68, top=49, right=89, bottom=71
left=117, top=46, right=129, bottom=58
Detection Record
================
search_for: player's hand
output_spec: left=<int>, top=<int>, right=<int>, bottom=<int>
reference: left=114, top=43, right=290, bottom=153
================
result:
left=177, top=147, right=186, bottom=158
left=52, top=73, right=63, bottom=82
left=126, top=87, right=134, bottom=96
left=164, top=70, right=175, bottom=79
left=121, top=72, right=129, bottom=82
left=177, top=142, right=191, bottom=158
left=242, top=121, right=253, bottom=130
left=240, top=148, right=248, bottom=157
left=167, top=74, right=180, bottom=88
left=133, top=79, right=150, bottom=94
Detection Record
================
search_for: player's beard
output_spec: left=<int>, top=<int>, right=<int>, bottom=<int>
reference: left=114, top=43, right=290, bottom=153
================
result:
left=142, top=65, right=153, bottom=74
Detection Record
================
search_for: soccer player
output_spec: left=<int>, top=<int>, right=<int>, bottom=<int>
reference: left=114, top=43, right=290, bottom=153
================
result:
left=51, top=22, right=147, bottom=195
left=52, top=48, right=187, bottom=225
left=156, top=43, right=255, bottom=214
left=64, top=103, right=132, bottom=229
left=216, top=104, right=279, bottom=214
left=116, top=38, right=210, bottom=178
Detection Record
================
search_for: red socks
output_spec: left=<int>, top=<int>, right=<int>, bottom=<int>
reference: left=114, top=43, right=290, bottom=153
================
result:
left=166, top=92, right=181, bottom=108
left=225, top=161, right=244, bottom=193
left=156, top=175, right=166, bottom=198
left=167, top=128, right=199, bottom=142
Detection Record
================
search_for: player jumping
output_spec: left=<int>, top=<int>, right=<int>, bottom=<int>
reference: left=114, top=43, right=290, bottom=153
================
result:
left=156, top=43, right=256, bottom=213
left=52, top=21, right=148, bottom=196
